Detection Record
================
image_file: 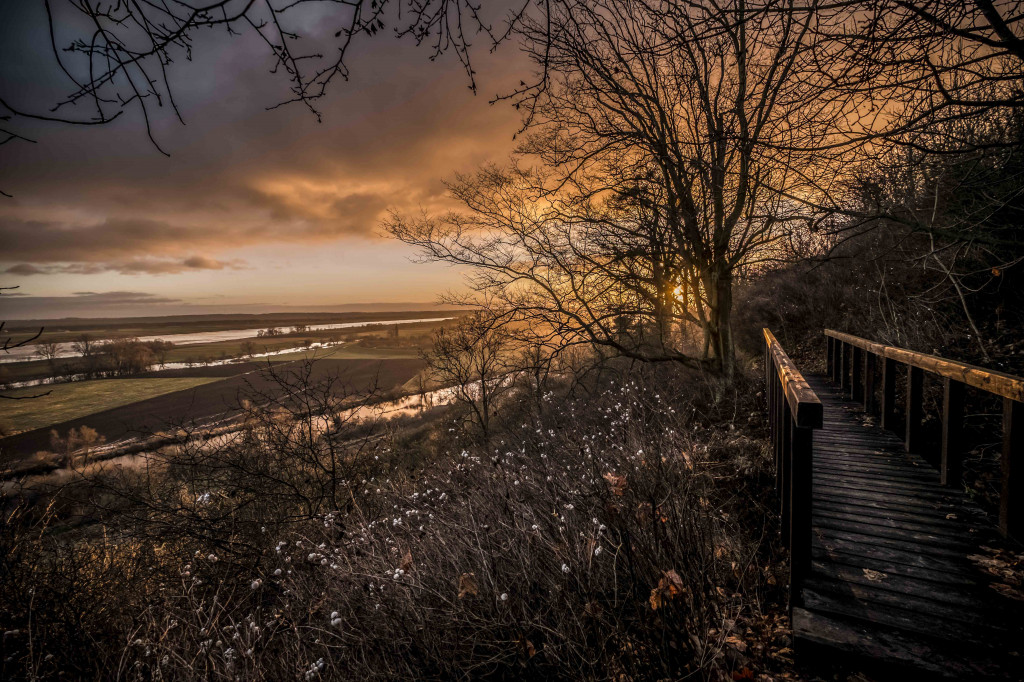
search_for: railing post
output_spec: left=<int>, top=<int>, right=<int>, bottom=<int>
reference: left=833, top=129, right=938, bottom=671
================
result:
left=864, top=352, right=876, bottom=414
left=1001, top=398, right=1024, bottom=539
left=832, top=340, right=841, bottom=383
left=852, top=346, right=864, bottom=403
left=905, top=366, right=924, bottom=453
left=789, top=422, right=813, bottom=607
left=765, top=341, right=773, bottom=438
left=840, top=343, right=851, bottom=393
left=770, top=364, right=778, bottom=491
left=940, top=378, right=965, bottom=487
left=881, top=357, right=897, bottom=430
left=780, top=399, right=793, bottom=547
left=826, top=336, right=834, bottom=377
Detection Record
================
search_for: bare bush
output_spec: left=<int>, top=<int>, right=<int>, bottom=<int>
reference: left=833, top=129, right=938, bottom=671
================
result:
left=1, top=359, right=784, bottom=681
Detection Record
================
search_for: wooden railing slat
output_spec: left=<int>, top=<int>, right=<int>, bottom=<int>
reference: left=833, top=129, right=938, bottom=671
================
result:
left=825, top=329, right=1024, bottom=541
left=763, top=328, right=821, bottom=610
left=1002, top=399, right=1024, bottom=538
left=941, top=378, right=965, bottom=487
left=825, top=329, right=1024, bottom=402
left=764, top=329, right=823, bottom=429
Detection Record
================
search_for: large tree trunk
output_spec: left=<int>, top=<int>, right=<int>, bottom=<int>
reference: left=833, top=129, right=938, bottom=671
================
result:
left=653, top=266, right=676, bottom=352
left=705, top=269, right=735, bottom=376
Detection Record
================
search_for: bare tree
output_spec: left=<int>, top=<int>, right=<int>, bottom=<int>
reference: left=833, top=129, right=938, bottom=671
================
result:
left=70, top=333, right=95, bottom=358
left=1, top=286, right=48, bottom=400
left=35, top=342, right=61, bottom=377
left=1, top=0, right=532, bottom=157
left=424, top=311, right=516, bottom=445
left=812, top=0, right=1024, bottom=152
left=393, top=0, right=837, bottom=374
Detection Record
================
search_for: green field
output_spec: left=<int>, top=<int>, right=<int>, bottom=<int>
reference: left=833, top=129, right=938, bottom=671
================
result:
left=0, top=378, right=220, bottom=436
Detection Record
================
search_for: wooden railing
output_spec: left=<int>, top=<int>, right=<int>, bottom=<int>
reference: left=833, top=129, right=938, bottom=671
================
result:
left=764, top=329, right=823, bottom=603
left=825, top=329, right=1024, bottom=539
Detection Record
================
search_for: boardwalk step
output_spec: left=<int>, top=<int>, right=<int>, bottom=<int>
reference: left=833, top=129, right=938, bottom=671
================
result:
left=792, top=607, right=1014, bottom=680
left=788, top=371, right=1024, bottom=678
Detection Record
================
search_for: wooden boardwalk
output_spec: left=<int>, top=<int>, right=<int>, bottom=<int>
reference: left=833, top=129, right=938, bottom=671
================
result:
left=792, top=374, right=1024, bottom=678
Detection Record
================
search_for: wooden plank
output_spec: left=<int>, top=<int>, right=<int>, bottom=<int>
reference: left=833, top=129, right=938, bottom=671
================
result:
left=810, top=542, right=978, bottom=583
left=812, top=490, right=965, bottom=516
left=813, top=461, right=946, bottom=485
left=813, top=461, right=938, bottom=481
left=789, top=362, right=1024, bottom=677
left=813, top=508, right=979, bottom=543
left=791, top=608, right=1011, bottom=679
left=809, top=560, right=1003, bottom=611
left=813, top=477, right=959, bottom=503
left=811, top=515, right=975, bottom=548
left=813, top=454, right=935, bottom=472
left=801, top=578, right=1009, bottom=636
left=800, top=585, right=1016, bottom=654
left=814, top=527, right=969, bottom=560
left=812, top=499, right=979, bottom=530
left=813, top=472, right=953, bottom=496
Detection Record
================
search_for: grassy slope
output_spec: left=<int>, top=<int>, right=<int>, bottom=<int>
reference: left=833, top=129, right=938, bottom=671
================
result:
left=1, top=378, right=220, bottom=435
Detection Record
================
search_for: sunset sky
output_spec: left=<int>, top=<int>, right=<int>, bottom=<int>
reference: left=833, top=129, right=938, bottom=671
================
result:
left=0, top=2, right=524, bottom=319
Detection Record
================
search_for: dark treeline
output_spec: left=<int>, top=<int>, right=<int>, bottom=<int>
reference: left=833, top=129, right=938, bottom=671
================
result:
left=33, top=336, right=175, bottom=380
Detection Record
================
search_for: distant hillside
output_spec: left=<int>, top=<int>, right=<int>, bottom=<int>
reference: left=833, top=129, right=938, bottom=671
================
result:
left=3, top=304, right=466, bottom=330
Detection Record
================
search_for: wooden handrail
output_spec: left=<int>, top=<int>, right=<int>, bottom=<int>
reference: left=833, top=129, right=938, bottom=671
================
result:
left=825, top=329, right=1024, bottom=539
left=765, top=329, right=823, bottom=429
left=825, top=329, right=1024, bottom=402
left=763, top=328, right=821, bottom=611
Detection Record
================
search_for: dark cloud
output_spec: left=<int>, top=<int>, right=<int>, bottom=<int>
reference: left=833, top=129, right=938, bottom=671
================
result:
left=4, top=254, right=245, bottom=275
left=70, top=292, right=182, bottom=304
left=0, top=3, right=525, bottom=281
left=0, top=290, right=184, bottom=319
left=4, top=264, right=48, bottom=276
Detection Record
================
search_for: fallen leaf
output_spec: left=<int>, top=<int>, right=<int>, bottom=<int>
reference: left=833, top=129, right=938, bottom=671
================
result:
left=649, top=587, right=663, bottom=611
left=603, top=472, right=627, bottom=496
left=991, top=583, right=1024, bottom=601
left=517, top=636, right=536, bottom=660
left=458, top=572, right=478, bottom=599
left=650, top=569, right=687, bottom=610
left=725, top=634, right=748, bottom=653
left=400, top=550, right=413, bottom=572
left=862, top=568, right=887, bottom=582
left=660, top=569, right=685, bottom=597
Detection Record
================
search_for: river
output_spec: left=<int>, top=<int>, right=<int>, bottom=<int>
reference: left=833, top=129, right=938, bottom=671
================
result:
left=0, top=317, right=453, bottom=364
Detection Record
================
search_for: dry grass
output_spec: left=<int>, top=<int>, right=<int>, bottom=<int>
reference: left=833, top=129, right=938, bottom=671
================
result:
left=0, top=363, right=790, bottom=681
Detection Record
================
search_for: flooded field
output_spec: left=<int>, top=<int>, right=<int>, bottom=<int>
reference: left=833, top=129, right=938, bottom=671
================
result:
left=0, top=317, right=452, bottom=363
